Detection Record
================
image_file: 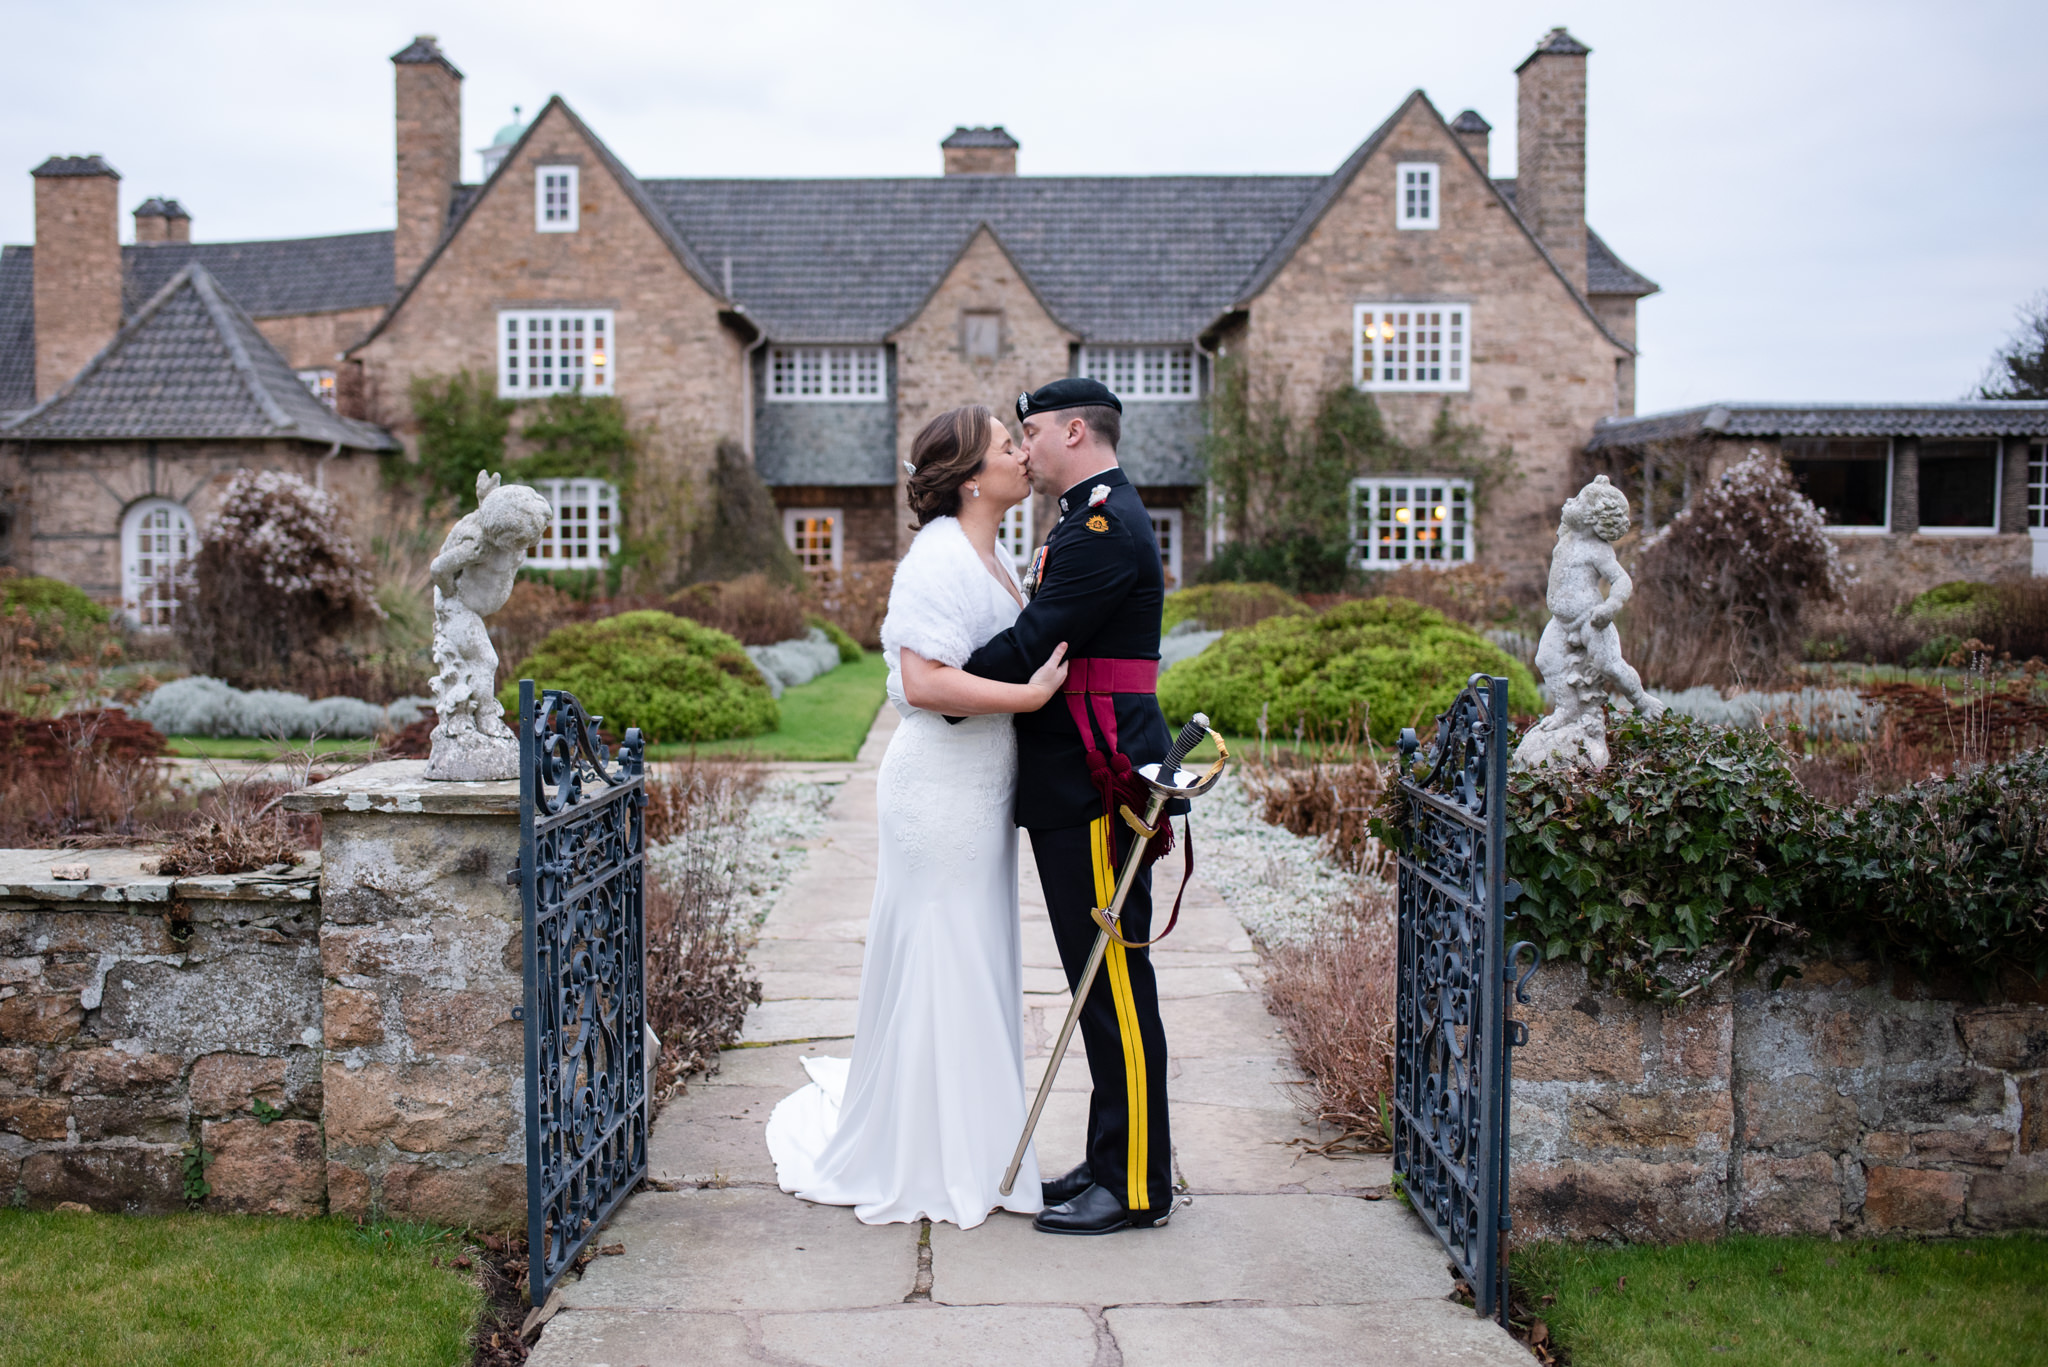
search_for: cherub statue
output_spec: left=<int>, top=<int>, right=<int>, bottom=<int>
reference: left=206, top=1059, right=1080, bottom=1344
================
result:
left=1512, top=474, right=1664, bottom=772
left=424, top=471, right=552, bottom=781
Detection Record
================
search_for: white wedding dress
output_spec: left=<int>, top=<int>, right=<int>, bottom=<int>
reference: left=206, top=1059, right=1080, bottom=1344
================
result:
left=764, top=516, right=1044, bottom=1227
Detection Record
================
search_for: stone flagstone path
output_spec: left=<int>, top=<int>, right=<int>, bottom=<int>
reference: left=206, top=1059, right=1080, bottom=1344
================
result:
left=529, top=708, right=1527, bottom=1366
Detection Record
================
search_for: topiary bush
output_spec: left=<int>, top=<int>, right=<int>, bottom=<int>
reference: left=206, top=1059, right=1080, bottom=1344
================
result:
left=1159, top=596, right=1540, bottom=745
left=1161, top=582, right=1311, bottom=633
left=500, top=610, right=778, bottom=744
left=0, top=574, right=110, bottom=627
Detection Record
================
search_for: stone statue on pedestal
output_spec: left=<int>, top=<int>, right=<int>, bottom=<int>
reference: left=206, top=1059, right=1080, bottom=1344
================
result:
left=425, top=472, right=552, bottom=781
left=1513, top=474, right=1665, bottom=772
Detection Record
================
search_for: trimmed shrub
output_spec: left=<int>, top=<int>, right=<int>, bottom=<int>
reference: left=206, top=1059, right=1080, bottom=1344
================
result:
left=1161, top=582, right=1310, bottom=633
left=1159, top=596, right=1540, bottom=745
left=134, top=676, right=424, bottom=738
left=500, top=610, right=778, bottom=744
left=806, top=614, right=863, bottom=665
left=0, top=574, right=110, bottom=626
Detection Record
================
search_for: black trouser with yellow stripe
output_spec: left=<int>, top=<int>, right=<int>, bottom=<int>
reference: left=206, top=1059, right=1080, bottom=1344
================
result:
left=1028, top=816, right=1172, bottom=1216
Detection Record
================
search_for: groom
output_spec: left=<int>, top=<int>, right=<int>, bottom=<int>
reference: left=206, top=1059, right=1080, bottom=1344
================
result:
left=957, top=377, right=1182, bottom=1235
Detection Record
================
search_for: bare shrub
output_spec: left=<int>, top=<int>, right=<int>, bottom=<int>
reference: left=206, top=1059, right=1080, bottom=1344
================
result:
left=1260, top=879, right=1397, bottom=1150
left=0, top=709, right=169, bottom=845
left=1241, top=715, right=1393, bottom=877
left=813, top=560, right=895, bottom=651
left=666, top=572, right=807, bottom=646
left=1370, top=562, right=1520, bottom=628
left=488, top=579, right=592, bottom=692
left=150, top=745, right=334, bottom=875
left=178, top=470, right=382, bottom=691
left=1624, top=450, right=1844, bottom=689
left=1801, top=580, right=1928, bottom=666
left=644, top=758, right=767, bottom=1102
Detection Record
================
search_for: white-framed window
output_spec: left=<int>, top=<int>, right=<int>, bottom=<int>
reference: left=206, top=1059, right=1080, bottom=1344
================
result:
left=999, top=495, right=1035, bottom=573
left=499, top=310, right=613, bottom=396
left=537, top=165, right=579, bottom=232
left=297, top=368, right=336, bottom=410
left=2028, top=443, right=2047, bottom=576
left=1151, top=508, right=1184, bottom=589
left=1079, top=346, right=1197, bottom=401
left=767, top=347, right=885, bottom=402
left=1917, top=439, right=2002, bottom=536
left=524, top=479, right=620, bottom=569
left=1785, top=438, right=1892, bottom=534
left=121, top=498, right=195, bottom=630
left=1350, top=477, right=1473, bottom=566
left=1354, top=304, right=1470, bottom=393
left=783, top=508, right=842, bottom=572
left=1397, top=163, right=1439, bottom=230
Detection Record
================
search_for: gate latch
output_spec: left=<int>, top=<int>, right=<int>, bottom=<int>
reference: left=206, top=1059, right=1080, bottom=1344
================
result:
left=505, top=861, right=521, bottom=886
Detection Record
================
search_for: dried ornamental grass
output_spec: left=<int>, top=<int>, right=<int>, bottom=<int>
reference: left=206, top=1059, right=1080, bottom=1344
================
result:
left=1260, top=880, right=1398, bottom=1150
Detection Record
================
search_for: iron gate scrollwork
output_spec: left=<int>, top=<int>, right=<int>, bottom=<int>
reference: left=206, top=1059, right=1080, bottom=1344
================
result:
left=515, top=680, right=648, bottom=1302
left=1392, top=673, right=1541, bottom=1324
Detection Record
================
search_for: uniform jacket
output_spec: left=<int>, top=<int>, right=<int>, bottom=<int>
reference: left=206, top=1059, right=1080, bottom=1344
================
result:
left=961, top=466, right=1185, bottom=830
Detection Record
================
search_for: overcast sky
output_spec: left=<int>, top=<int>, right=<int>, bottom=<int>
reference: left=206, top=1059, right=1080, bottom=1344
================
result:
left=3, top=0, right=2042, bottom=412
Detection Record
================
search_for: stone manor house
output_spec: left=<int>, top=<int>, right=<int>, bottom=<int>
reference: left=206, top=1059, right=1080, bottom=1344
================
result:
left=0, top=28, right=1677, bottom=620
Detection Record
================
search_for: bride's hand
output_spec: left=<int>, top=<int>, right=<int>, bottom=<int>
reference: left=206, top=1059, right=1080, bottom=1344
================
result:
left=1028, top=642, right=1070, bottom=704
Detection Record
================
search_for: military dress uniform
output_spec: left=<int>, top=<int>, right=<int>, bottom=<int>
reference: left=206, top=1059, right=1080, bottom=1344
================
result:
left=957, top=380, right=1184, bottom=1231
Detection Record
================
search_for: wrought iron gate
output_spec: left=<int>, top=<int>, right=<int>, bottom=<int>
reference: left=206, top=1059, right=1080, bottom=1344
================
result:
left=1391, top=674, right=1540, bottom=1324
left=515, top=681, right=649, bottom=1302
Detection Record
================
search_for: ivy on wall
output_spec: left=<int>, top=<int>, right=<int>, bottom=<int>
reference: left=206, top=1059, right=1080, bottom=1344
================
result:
left=403, top=371, right=636, bottom=510
left=1199, top=358, right=1518, bottom=592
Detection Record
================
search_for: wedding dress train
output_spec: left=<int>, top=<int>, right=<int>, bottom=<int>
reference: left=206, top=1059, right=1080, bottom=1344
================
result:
left=764, top=516, right=1043, bottom=1227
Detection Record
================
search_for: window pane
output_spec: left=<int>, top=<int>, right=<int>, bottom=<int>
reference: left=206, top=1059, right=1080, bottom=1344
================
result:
left=1790, top=458, right=1888, bottom=527
left=1919, top=444, right=1999, bottom=528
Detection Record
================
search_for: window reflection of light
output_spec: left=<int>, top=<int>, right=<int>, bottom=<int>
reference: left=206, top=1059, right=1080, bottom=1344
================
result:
left=1394, top=507, right=1412, bottom=522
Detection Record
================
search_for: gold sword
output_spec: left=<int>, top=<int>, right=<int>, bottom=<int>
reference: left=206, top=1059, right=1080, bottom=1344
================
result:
left=999, top=712, right=1228, bottom=1198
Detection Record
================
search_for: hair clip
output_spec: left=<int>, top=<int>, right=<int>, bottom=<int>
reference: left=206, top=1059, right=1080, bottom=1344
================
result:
left=902, top=461, right=917, bottom=476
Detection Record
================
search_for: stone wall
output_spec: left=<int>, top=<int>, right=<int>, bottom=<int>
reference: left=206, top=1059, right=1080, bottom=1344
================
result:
left=1511, top=955, right=2048, bottom=1242
left=0, top=852, right=325, bottom=1215
left=2, top=762, right=531, bottom=1229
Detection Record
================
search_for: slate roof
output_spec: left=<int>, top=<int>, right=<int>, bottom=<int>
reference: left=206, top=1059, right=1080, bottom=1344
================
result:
left=645, top=174, right=1324, bottom=345
left=941, top=126, right=1019, bottom=150
left=1, top=262, right=395, bottom=449
left=0, top=246, right=32, bottom=417
left=1492, top=180, right=1658, bottom=296
left=31, top=155, right=119, bottom=179
left=1587, top=401, right=2048, bottom=449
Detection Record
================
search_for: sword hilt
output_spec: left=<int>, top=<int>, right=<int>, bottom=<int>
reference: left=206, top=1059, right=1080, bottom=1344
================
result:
left=1161, top=712, right=1209, bottom=783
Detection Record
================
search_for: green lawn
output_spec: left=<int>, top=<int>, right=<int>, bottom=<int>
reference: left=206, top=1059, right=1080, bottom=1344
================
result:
left=164, top=736, right=383, bottom=761
left=0, top=1210, right=484, bottom=1367
left=649, top=650, right=889, bottom=763
left=1516, top=1233, right=2048, bottom=1367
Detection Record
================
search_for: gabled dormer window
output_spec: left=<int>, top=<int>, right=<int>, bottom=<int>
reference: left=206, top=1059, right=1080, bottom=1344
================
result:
left=537, top=166, right=579, bottom=232
left=1397, top=163, right=1438, bottom=230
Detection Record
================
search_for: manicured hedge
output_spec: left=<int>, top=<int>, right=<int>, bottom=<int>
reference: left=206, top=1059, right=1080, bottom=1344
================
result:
left=501, top=610, right=778, bottom=744
left=1159, top=596, right=1541, bottom=745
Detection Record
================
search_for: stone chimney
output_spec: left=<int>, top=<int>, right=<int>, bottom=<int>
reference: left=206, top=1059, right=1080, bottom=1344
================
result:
left=942, top=127, right=1018, bottom=177
left=1450, top=110, right=1492, bottom=176
left=31, top=155, right=123, bottom=400
left=1515, top=27, right=1590, bottom=293
left=392, top=35, right=463, bottom=289
left=133, top=196, right=191, bottom=244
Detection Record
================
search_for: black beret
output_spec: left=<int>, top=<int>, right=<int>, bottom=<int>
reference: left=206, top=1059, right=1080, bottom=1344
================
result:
left=1016, top=377, right=1122, bottom=422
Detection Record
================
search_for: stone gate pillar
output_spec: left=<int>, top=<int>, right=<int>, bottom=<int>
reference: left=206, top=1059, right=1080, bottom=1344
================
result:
left=286, top=761, right=526, bottom=1229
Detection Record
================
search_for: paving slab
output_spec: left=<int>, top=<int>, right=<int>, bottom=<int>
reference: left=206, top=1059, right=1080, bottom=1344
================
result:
left=525, top=1310, right=753, bottom=1366
left=697, top=1041, right=834, bottom=1089
left=757, top=971, right=864, bottom=1000
left=746, top=938, right=869, bottom=975
left=1152, top=965, right=1252, bottom=999
left=930, top=1194, right=1448, bottom=1307
left=759, top=1304, right=1102, bottom=1367
left=559, top=1188, right=918, bottom=1311
left=1172, top=1100, right=1393, bottom=1194
left=1107, top=1302, right=1530, bottom=1366
left=1167, top=1053, right=1314, bottom=1111
left=646, top=1085, right=784, bottom=1186
left=738, top=997, right=859, bottom=1044
left=1160, top=990, right=1293, bottom=1055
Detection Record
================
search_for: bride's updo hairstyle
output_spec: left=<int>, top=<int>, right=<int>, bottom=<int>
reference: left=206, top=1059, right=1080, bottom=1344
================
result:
left=905, top=405, right=998, bottom=528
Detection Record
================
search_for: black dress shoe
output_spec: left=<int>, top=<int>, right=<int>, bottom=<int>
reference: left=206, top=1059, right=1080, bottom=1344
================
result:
left=1032, top=1182, right=1170, bottom=1235
left=1041, top=1161, right=1093, bottom=1207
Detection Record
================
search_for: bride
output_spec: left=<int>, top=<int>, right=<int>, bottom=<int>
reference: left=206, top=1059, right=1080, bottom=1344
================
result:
left=764, top=404, right=1069, bottom=1228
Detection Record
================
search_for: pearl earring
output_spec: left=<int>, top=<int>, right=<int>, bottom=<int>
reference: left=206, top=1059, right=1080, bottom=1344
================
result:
left=970, top=484, right=980, bottom=499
